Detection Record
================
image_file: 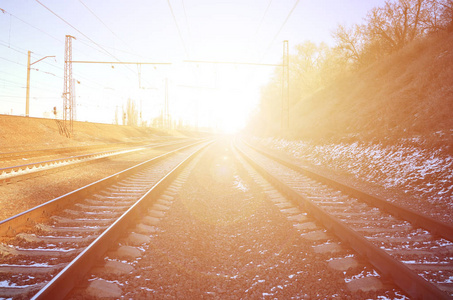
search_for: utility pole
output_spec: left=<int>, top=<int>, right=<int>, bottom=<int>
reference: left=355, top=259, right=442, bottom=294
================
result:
left=26, top=51, right=31, bottom=117
left=63, top=35, right=75, bottom=136
left=72, top=78, right=77, bottom=123
left=282, top=40, right=289, bottom=132
left=25, top=51, right=55, bottom=117
left=164, top=78, right=169, bottom=129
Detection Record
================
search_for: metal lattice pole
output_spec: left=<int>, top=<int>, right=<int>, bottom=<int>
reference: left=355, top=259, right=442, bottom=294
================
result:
left=63, top=35, right=75, bottom=137
left=72, top=78, right=76, bottom=124
left=165, top=78, right=169, bottom=129
left=282, top=40, right=290, bottom=131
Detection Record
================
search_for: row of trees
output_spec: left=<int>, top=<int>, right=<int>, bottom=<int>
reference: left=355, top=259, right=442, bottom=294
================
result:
left=334, top=0, right=453, bottom=67
left=253, top=0, right=452, bottom=135
left=113, top=99, right=174, bottom=129
left=115, top=98, right=140, bottom=126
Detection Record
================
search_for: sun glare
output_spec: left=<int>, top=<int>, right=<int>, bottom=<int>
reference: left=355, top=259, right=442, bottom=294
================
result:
left=170, top=53, right=259, bottom=134
left=2, top=0, right=273, bottom=132
left=219, top=116, right=244, bottom=134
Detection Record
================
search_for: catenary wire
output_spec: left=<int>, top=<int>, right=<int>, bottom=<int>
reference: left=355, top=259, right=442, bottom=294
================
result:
left=34, top=0, right=137, bottom=80
left=254, top=0, right=274, bottom=36
left=260, top=0, right=300, bottom=62
left=181, top=0, right=192, bottom=37
left=166, top=0, right=190, bottom=58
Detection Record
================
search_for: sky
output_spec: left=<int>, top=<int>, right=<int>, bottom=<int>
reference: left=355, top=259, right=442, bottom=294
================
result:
left=0, top=0, right=386, bottom=133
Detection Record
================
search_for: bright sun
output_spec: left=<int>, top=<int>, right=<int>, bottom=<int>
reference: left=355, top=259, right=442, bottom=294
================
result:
left=215, top=91, right=249, bottom=134
left=172, top=60, right=257, bottom=134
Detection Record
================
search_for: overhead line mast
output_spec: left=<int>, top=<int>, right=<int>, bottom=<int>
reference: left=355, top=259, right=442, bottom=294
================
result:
left=63, top=35, right=75, bottom=137
left=282, top=40, right=289, bottom=131
left=62, top=35, right=173, bottom=136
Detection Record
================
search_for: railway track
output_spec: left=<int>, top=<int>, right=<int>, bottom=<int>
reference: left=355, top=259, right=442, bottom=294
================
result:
left=236, top=140, right=453, bottom=299
left=0, top=138, right=195, bottom=185
left=0, top=139, right=211, bottom=299
left=63, top=139, right=405, bottom=299
left=0, top=138, right=185, bottom=164
left=1, top=137, right=449, bottom=299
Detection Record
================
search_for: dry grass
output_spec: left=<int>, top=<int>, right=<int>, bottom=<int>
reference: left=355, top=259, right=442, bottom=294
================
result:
left=0, top=115, right=184, bottom=152
left=290, top=31, right=453, bottom=148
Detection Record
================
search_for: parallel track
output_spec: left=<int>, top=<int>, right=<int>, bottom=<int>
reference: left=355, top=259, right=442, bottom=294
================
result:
left=237, top=140, right=453, bottom=299
left=0, top=139, right=194, bottom=185
left=65, top=139, right=405, bottom=299
left=0, top=140, right=211, bottom=299
left=0, top=138, right=186, bottom=162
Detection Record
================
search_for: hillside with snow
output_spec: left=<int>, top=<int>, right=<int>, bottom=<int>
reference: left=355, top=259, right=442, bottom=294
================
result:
left=248, top=31, right=453, bottom=224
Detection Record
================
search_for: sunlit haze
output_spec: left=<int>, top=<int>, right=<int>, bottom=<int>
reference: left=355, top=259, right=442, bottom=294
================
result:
left=1, top=0, right=385, bottom=133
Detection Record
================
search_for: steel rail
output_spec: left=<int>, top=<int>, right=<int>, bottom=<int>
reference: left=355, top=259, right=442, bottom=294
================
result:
left=0, top=139, right=193, bottom=185
left=243, top=140, right=453, bottom=242
left=0, top=137, right=189, bottom=162
left=0, top=139, right=208, bottom=237
left=236, top=141, right=451, bottom=300
left=31, top=140, right=213, bottom=299
left=0, top=140, right=148, bottom=161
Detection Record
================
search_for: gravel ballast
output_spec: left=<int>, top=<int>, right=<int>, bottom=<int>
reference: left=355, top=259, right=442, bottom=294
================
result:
left=70, top=140, right=405, bottom=299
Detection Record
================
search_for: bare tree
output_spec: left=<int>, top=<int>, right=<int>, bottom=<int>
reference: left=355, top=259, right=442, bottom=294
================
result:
left=365, top=0, right=429, bottom=52
left=114, top=106, right=119, bottom=125
left=436, top=0, right=453, bottom=30
left=332, top=24, right=367, bottom=65
left=290, top=41, right=332, bottom=94
left=253, top=0, right=452, bottom=135
left=122, top=98, right=139, bottom=126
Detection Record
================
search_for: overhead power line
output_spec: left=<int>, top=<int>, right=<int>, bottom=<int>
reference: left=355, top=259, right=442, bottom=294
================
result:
left=0, top=56, right=26, bottom=66
left=76, top=0, right=137, bottom=54
left=35, top=0, right=126, bottom=65
left=0, top=70, right=24, bottom=79
left=166, top=0, right=190, bottom=58
left=0, top=41, right=28, bottom=56
left=77, top=0, right=121, bottom=40
left=177, top=84, right=217, bottom=90
left=261, top=0, right=300, bottom=60
left=0, top=78, right=25, bottom=86
left=0, top=11, right=125, bottom=87
left=0, top=40, right=58, bottom=65
left=184, top=60, right=282, bottom=67
left=75, top=0, right=163, bottom=88
left=34, top=0, right=145, bottom=84
left=181, top=0, right=191, bottom=37
left=0, top=8, right=62, bottom=43
left=70, top=61, right=172, bottom=65
left=76, top=38, right=121, bottom=58
left=254, top=0, right=273, bottom=36
left=77, top=38, right=148, bottom=59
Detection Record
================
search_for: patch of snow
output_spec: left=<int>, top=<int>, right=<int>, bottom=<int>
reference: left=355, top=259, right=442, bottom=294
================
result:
left=0, top=263, right=50, bottom=267
left=440, top=276, right=453, bottom=284
left=0, top=280, right=37, bottom=288
left=255, top=137, right=453, bottom=221
left=140, top=287, right=156, bottom=292
left=233, top=175, right=249, bottom=192
left=344, top=269, right=380, bottom=283
left=0, top=280, right=12, bottom=288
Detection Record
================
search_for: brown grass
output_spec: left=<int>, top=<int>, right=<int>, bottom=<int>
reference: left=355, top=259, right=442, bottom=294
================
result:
left=0, top=115, right=185, bottom=152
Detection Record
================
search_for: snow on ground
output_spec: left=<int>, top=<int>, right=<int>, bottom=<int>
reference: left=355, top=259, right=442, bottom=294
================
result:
left=253, top=137, right=453, bottom=222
